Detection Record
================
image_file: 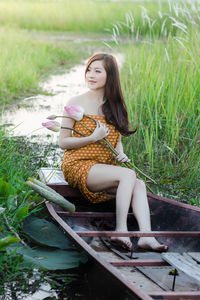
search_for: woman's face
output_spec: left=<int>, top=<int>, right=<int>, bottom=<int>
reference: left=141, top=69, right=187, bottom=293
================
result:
left=85, top=60, right=107, bottom=90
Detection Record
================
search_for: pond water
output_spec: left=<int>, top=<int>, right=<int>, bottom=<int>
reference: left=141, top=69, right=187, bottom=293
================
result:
left=2, top=53, right=124, bottom=144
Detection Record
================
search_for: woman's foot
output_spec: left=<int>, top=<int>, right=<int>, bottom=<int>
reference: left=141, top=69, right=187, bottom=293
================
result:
left=137, top=237, right=168, bottom=252
left=110, top=236, right=133, bottom=252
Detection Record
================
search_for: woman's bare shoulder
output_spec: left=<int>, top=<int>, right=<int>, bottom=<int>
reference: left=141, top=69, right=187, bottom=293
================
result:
left=66, top=93, right=88, bottom=106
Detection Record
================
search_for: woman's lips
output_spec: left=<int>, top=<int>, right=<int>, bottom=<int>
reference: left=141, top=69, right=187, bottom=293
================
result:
left=88, top=80, right=96, bottom=83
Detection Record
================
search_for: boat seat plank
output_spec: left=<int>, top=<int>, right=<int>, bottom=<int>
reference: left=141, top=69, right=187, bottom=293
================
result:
left=39, top=168, right=67, bottom=185
left=137, top=265, right=200, bottom=291
left=162, top=252, right=200, bottom=283
left=188, top=252, right=200, bottom=263
left=76, top=230, right=200, bottom=237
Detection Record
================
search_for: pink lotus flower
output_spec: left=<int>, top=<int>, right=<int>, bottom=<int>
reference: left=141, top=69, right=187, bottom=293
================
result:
left=42, top=121, right=60, bottom=132
left=64, top=105, right=84, bottom=121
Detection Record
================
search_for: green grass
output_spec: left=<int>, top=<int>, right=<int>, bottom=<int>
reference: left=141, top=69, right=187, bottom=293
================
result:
left=119, top=31, right=200, bottom=202
left=0, top=0, right=170, bottom=34
left=0, top=0, right=199, bottom=38
left=1, top=0, right=200, bottom=106
left=0, top=27, right=87, bottom=106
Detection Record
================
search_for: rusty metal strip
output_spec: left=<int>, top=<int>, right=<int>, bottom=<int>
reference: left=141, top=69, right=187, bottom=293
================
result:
left=56, top=211, right=124, bottom=217
left=149, top=291, right=200, bottom=299
left=109, top=260, right=168, bottom=267
left=147, top=192, right=200, bottom=213
left=75, top=230, right=200, bottom=237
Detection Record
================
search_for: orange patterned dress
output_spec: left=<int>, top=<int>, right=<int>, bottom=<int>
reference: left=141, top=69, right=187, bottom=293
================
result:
left=61, top=114, right=120, bottom=203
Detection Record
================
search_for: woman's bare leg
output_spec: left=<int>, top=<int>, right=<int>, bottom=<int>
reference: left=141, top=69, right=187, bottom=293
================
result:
left=87, top=164, right=136, bottom=249
left=131, top=179, right=168, bottom=251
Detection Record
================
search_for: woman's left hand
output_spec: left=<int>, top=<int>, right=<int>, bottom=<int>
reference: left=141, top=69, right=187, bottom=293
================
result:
left=115, top=151, right=131, bottom=163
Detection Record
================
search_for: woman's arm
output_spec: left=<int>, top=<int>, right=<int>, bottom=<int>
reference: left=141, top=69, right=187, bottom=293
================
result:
left=115, top=134, right=124, bottom=153
left=58, top=108, right=96, bottom=150
left=58, top=98, right=109, bottom=150
left=115, top=134, right=131, bottom=163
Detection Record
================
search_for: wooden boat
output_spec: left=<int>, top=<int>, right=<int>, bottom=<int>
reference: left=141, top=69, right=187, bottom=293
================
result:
left=40, top=168, right=200, bottom=300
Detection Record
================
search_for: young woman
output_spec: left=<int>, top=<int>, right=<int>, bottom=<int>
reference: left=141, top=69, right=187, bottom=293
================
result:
left=59, top=53, right=168, bottom=252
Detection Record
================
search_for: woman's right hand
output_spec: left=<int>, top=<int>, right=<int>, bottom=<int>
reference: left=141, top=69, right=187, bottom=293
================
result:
left=90, top=121, right=109, bottom=141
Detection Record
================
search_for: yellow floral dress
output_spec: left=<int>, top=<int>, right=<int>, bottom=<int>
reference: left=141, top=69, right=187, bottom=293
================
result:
left=61, top=114, right=120, bottom=203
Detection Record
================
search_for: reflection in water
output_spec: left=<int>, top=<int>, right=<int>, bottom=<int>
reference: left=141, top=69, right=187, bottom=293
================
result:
left=1, top=63, right=88, bottom=143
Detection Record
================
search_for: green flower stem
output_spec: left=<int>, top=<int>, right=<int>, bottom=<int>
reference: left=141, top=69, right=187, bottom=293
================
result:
left=59, top=115, right=156, bottom=185
left=84, top=115, right=156, bottom=184
left=3, top=213, right=27, bottom=247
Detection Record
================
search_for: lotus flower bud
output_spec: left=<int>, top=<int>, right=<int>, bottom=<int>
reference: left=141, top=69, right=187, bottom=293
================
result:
left=64, top=105, right=84, bottom=121
left=47, top=114, right=57, bottom=120
left=42, top=121, right=60, bottom=132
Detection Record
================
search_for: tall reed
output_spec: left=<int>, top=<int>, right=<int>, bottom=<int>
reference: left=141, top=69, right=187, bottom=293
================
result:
left=115, top=1, right=200, bottom=200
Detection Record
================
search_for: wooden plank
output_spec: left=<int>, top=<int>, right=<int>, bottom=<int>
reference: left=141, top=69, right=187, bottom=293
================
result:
left=188, top=252, right=200, bottom=263
left=116, top=266, right=163, bottom=293
left=57, top=211, right=133, bottom=217
left=75, top=230, right=200, bottom=237
left=162, top=252, right=200, bottom=282
left=147, top=192, right=200, bottom=213
left=137, top=266, right=200, bottom=292
left=149, top=291, right=200, bottom=299
left=46, top=202, right=152, bottom=300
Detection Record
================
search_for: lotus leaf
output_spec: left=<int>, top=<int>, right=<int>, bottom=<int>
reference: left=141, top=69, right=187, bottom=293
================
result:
left=22, top=216, right=75, bottom=250
left=16, top=246, right=88, bottom=270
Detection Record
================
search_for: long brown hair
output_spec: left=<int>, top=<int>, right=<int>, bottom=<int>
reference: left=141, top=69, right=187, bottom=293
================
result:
left=85, top=52, right=137, bottom=136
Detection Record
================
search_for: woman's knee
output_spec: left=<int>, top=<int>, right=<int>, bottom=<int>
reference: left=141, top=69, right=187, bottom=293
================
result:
left=120, top=168, right=136, bottom=183
left=135, top=179, right=146, bottom=189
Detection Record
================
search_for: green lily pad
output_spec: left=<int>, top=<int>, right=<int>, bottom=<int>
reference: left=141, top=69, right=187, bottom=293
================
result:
left=22, top=216, right=75, bottom=250
left=8, top=244, right=87, bottom=270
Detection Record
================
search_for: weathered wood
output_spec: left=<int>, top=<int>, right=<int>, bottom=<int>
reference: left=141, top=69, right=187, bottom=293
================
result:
left=162, top=252, right=200, bottom=282
left=109, top=259, right=167, bottom=266
left=137, top=265, right=200, bottom=291
left=46, top=201, right=152, bottom=300
left=57, top=211, right=133, bottom=217
left=149, top=291, right=200, bottom=299
left=40, top=168, right=200, bottom=299
left=188, top=252, right=200, bottom=263
left=75, top=230, right=200, bottom=237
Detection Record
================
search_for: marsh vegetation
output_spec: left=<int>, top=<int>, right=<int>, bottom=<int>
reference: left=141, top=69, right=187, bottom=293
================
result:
left=0, top=0, right=199, bottom=298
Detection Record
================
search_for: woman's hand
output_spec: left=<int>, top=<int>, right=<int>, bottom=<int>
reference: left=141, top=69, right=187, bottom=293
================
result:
left=90, top=121, right=109, bottom=141
left=115, top=151, right=131, bottom=163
